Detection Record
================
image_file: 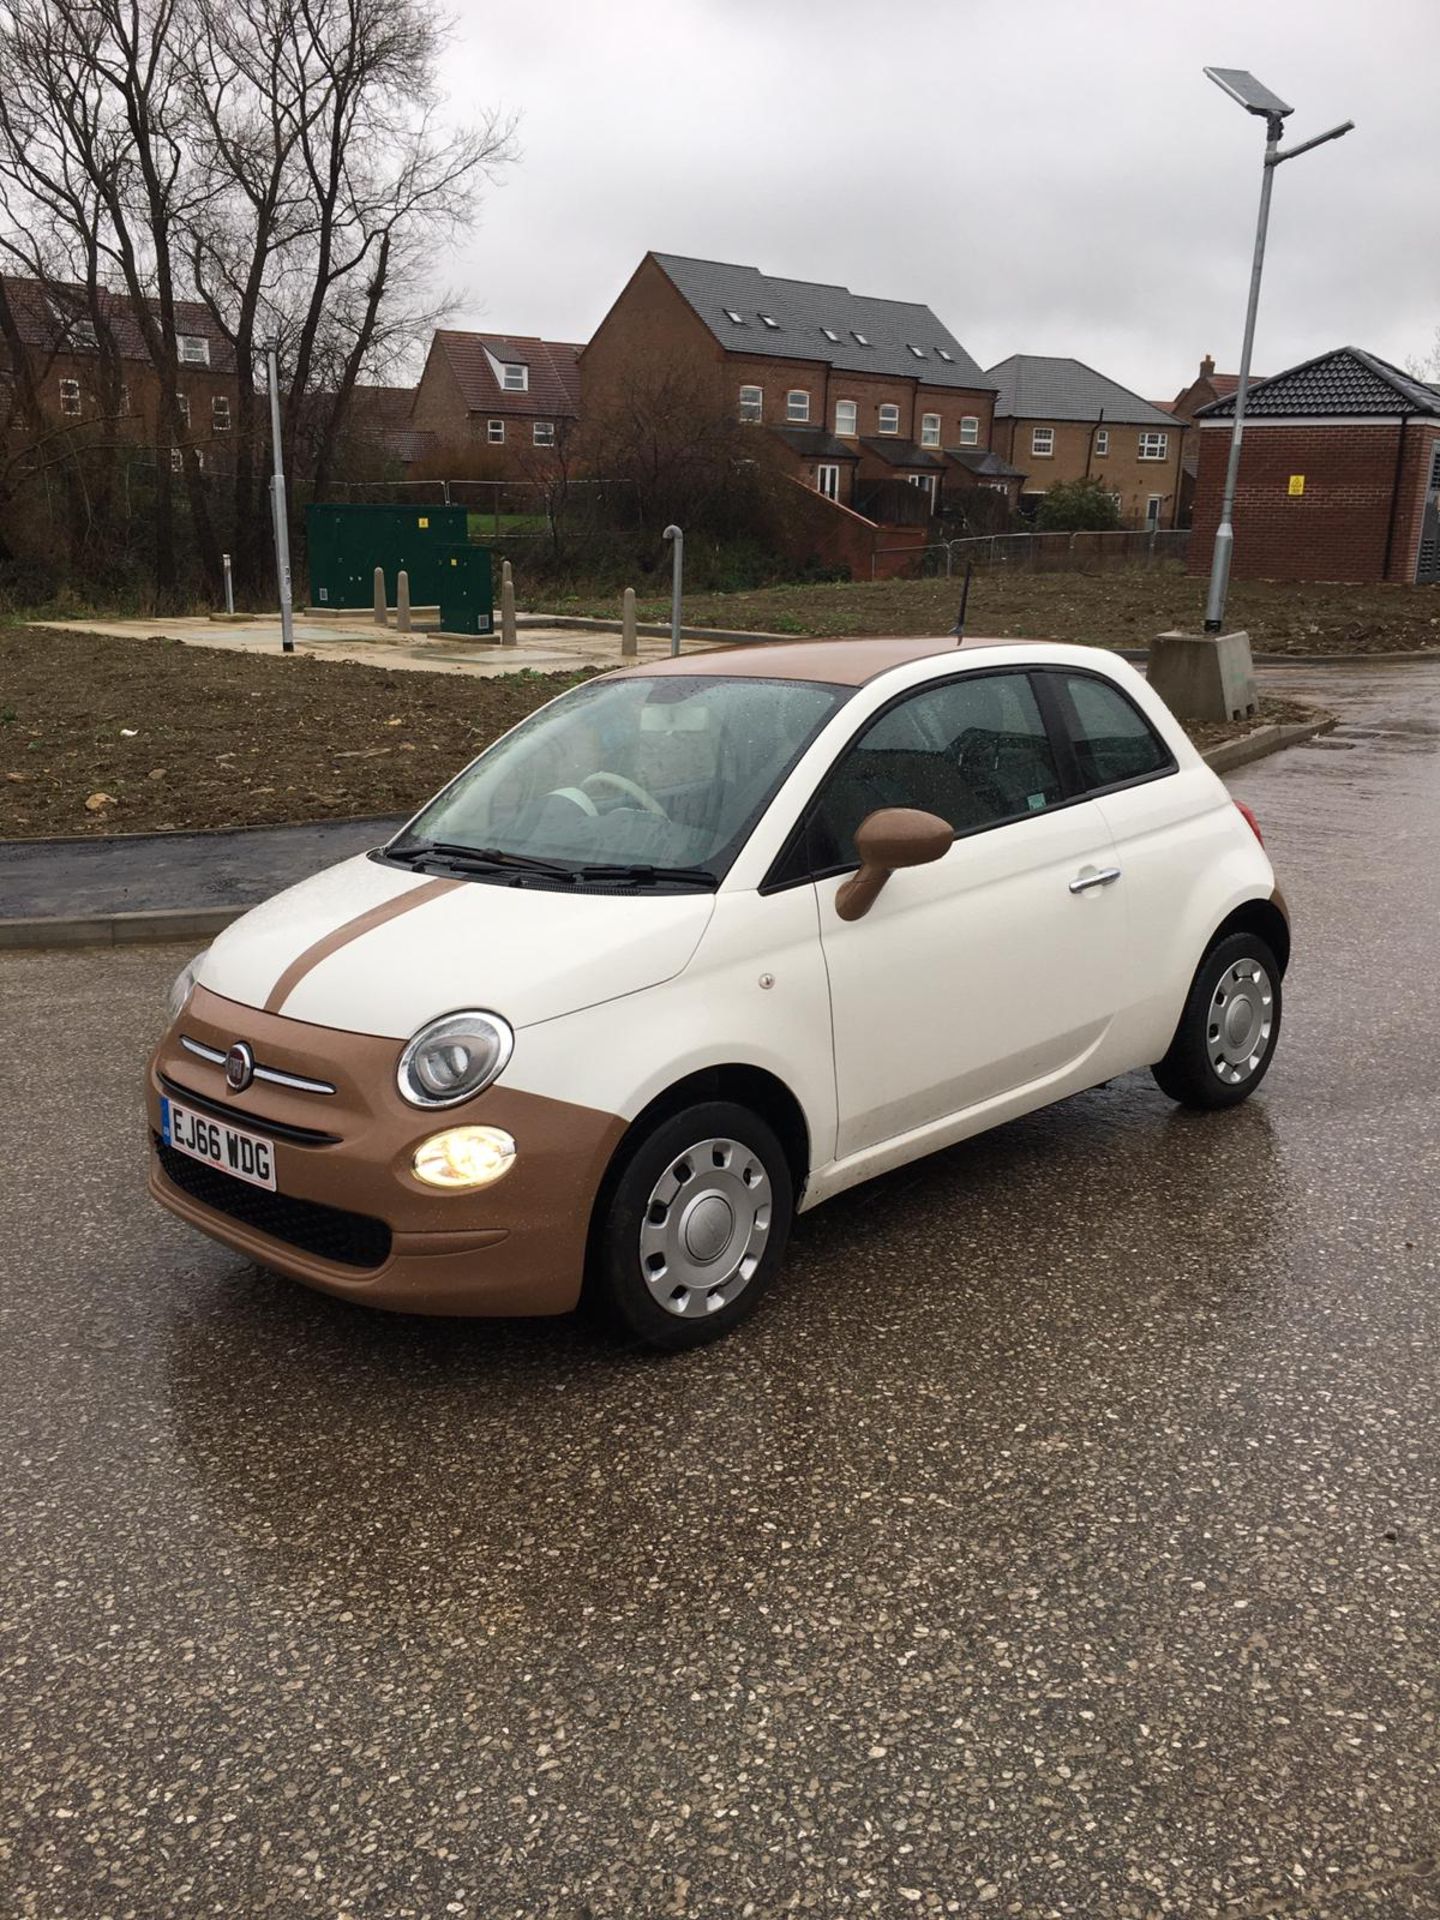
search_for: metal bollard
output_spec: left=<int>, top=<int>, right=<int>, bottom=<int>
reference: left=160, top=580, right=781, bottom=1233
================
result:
left=373, top=566, right=387, bottom=627
left=621, top=586, right=638, bottom=658
left=222, top=552, right=234, bottom=614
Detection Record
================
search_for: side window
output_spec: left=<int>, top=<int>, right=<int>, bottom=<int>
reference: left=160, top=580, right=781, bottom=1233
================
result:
left=806, top=673, right=1064, bottom=871
left=1059, top=673, right=1172, bottom=790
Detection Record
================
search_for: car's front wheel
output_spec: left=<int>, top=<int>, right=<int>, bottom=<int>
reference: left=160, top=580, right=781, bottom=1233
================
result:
left=1152, top=930, right=1282, bottom=1110
left=589, top=1100, right=795, bottom=1350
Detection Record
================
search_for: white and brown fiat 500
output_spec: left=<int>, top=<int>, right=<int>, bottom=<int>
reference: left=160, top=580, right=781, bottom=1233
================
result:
left=149, top=636, right=1289, bottom=1349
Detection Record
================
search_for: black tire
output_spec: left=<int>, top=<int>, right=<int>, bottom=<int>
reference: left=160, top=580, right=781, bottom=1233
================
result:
left=1152, top=930, right=1283, bottom=1110
left=587, top=1100, right=794, bottom=1351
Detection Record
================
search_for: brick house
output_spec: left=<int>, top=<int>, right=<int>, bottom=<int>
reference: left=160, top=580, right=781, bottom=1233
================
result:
left=1161, top=355, right=1262, bottom=525
left=581, top=252, right=999, bottom=523
left=409, top=331, right=582, bottom=473
left=0, top=274, right=237, bottom=471
left=987, top=355, right=1186, bottom=529
left=1189, top=346, right=1440, bottom=586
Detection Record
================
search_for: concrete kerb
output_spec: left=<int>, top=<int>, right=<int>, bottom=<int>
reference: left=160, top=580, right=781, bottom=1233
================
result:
left=0, top=719, right=1337, bottom=952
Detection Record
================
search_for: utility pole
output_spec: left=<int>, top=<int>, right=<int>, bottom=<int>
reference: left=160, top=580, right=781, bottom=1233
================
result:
left=266, top=347, right=295, bottom=654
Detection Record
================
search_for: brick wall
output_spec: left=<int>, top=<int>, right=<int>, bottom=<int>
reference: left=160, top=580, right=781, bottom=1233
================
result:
left=995, top=416, right=1184, bottom=527
left=1187, top=421, right=1439, bottom=584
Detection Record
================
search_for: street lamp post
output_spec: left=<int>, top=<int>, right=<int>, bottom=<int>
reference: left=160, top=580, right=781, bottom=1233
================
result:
left=1202, top=68, right=1353, bottom=633
left=266, top=346, right=295, bottom=655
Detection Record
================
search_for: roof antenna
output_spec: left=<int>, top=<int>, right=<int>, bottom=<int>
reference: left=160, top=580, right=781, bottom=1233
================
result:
left=951, top=560, right=974, bottom=642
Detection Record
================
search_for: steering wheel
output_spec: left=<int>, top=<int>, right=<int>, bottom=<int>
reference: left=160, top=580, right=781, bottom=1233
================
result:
left=579, top=770, right=668, bottom=817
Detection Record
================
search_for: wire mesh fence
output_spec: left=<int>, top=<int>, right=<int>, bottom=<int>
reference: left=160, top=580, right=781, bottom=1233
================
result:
left=871, top=528, right=1191, bottom=579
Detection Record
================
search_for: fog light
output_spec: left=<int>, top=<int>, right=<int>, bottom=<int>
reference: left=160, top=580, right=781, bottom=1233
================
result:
left=412, top=1125, right=516, bottom=1190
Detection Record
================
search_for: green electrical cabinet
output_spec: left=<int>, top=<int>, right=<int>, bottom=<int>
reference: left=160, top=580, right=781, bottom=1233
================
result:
left=305, top=503, right=471, bottom=610
left=437, top=545, right=495, bottom=636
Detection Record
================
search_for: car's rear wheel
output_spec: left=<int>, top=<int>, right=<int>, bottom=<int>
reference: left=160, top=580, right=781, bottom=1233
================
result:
left=589, top=1100, right=794, bottom=1350
left=1152, top=930, right=1282, bottom=1110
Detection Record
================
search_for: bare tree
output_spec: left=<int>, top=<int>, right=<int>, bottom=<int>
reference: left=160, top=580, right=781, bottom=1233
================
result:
left=0, top=0, right=513, bottom=601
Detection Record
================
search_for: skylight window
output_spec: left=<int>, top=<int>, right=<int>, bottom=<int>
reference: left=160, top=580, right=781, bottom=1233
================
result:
left=852, top=331, right=871, bottom=347
left=936, top=348, right=954, bottom=362
left=724, top=309, right=746, bottom=325
left=821, top=328, right=840, bottom=342
left=759, top=314, right=780, bottom=329
left=908, top=345, right=927, bottom=359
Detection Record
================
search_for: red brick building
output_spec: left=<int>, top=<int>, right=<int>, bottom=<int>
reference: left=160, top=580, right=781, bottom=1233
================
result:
left=581, top=252, right=1002, bottom=525
left=408, top=331, right=582, bottom=474
left=1189, top=347, right=1440, bottom=585
left=0, top=274, right=238, bottom=470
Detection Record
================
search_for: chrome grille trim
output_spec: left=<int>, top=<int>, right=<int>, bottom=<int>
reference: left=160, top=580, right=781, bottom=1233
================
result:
left=179, top=1033, right=337, bottom=1096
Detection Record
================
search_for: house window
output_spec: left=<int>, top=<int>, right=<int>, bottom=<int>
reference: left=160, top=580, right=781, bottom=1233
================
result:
left=118, top=384, right=129, bottom=416
left=724, top=309, right=746, bottom=325
left=786, top=389, right=810, bottom=423
left=959, top=415, right=980, bottom=446
left=533, top=420, right=555, bottom=446
left=176, top=393, right=190, bottom=427
left=738, top=384, right=763, bottom=424
left=852, top=330, right=871, bottom=347
left=759, top=314, right=780, bottom=330
left=907, top=345, right=926, bottom=360
left=821, top=327, right=840, bottom=342
left=177, top=335, right=209, bottom=366
left=835, top=398, right=857, bottom=437
left=816, top=463, right=840, bottom=500
left=212, top=395, right=230, bottom=432
left=502, top=363, right=528, bottom=392
left=1095, top=428, right=1110, bottom=457
left=878, top=403, right=900, bottom=435
left=936, top=348, right=954, bottom=363
left=487, top=419, right=505, bottom=443
left=920, top=412, right=941, bottom=447
left=59, top=377, right=81, bottom=416
left=1139, top=431, right=1169, bottom=461
left=906, top=473, right=938, bottom=510
left=171, top=447, right=201, bottom=472
left=1031, top=426, right=1055, bottom=457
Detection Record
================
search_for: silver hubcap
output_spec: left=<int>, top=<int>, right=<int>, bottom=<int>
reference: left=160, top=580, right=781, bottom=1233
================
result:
left=1208, top=958, right=1274, bottom=1084
left=639, top=1137, right=771, bottom=1318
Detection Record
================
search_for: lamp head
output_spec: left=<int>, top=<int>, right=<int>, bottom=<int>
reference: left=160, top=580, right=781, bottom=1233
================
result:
left=1204, top=67, right=1294, bottom=119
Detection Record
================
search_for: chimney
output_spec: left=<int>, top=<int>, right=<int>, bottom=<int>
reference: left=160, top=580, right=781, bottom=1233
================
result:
left=1200, top=354, right=1216, bottom=379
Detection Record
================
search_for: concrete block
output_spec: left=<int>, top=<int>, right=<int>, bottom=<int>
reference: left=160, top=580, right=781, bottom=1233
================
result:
left=1148, top=629, right=1258, bottom=723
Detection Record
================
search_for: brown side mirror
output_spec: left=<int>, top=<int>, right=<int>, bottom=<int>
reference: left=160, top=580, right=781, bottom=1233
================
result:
left=834, top=807, right=953, bottom=922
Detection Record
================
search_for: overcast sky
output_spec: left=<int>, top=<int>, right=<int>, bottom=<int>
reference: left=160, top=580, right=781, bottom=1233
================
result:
left=442, top=0, right=1439, bottom=399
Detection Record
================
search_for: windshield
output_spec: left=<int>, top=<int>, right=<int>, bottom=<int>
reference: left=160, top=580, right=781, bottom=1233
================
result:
left=387, top=673, right=850, bottom=883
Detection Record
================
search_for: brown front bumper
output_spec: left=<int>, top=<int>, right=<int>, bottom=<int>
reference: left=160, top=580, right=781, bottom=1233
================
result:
left=147, top=985, right=626, bottom=1316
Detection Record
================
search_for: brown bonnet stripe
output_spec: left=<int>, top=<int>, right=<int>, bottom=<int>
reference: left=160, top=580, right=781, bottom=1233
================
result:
left=263, top=877, right=458, bottom=1015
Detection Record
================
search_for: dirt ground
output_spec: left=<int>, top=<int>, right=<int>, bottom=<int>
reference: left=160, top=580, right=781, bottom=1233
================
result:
left=0, top=627, right=589, bottom=839
left=552, top=567, right=1440, bottom=654
left=0, top=624, right=1326, bottom=840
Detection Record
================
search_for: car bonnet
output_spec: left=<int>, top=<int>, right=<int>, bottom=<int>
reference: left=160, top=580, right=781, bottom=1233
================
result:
left=196, top=852, right=716, bottom=1038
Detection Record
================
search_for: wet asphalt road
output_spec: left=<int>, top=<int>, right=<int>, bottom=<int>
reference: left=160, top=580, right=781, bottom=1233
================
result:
left=1, top=661, right=1438, bottom=1919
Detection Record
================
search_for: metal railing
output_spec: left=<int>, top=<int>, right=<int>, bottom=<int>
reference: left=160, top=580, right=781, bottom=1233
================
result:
left=871, top=528, right=1191, bottom=579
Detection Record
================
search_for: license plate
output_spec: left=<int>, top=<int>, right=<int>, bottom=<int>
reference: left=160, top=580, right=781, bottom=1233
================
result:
left=161, top=1096, right=277, bottom=1191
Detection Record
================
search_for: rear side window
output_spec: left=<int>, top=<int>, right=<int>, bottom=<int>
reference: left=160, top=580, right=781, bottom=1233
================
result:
left=805, top=672, right=1064, bottom=871
left=1059, top=673, right=1172, bottom=791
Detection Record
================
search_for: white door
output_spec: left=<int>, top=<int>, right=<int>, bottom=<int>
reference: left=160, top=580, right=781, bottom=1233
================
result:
left=1145, top=494, right=1163, bottom=531
left=816, top=463, right=840, bottom=500
left=808, top=671, right=1123, bottom=1159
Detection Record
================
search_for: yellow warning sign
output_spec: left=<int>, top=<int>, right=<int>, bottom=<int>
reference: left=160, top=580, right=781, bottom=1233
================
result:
left=418, top=515, right=430, bottom=528
left=1287, top=474, right=1305, bottom=497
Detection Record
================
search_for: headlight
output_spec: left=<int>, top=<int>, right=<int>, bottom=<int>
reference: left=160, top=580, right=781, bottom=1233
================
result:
left=167, top=949, right=208, bottom=1023
left=397, top=1010, right=514, bottom=1109
left=412, top=1125, right=516, bottom=1190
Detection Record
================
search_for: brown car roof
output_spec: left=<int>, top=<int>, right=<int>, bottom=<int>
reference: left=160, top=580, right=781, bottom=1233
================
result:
left=606, top=635, right=1035, bottom=688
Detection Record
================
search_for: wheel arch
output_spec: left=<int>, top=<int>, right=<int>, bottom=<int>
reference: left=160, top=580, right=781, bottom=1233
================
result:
left=1204, top=894, right=1291, bottom=977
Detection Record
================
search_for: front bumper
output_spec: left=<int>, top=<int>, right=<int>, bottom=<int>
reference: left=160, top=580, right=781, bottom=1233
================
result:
left=147, top=985, right=625, bottom=1316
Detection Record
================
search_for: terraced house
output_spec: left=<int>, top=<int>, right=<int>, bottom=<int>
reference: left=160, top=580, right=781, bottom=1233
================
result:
left=408, top=330, right=583, bottom=474
left=987, top=355, right=1186, bottom=529
left=582, top=252, right=1011, bottom=526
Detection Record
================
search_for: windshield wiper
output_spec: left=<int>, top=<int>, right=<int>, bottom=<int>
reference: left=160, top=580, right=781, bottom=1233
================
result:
left=572, top=863, right=718, bottom=888
left=391, top=840, right=577, bottom=880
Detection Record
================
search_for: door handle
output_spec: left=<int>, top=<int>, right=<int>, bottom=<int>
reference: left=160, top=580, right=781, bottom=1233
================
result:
left=1069, top=866, right=1122, bottom=894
